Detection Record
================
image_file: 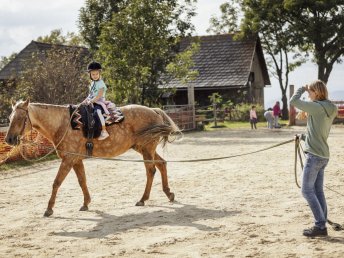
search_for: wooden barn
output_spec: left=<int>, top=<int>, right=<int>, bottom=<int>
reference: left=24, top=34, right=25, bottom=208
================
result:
left=162, top=34, right=271, bottom=107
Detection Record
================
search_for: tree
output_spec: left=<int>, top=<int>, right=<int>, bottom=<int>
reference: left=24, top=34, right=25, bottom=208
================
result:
left=91, top=0, right=197, bottom=105
left=240, top=0, right=305, bottom=119
left=208, top=1, right=306, bottom=119
left=36, top=29, right=85, bottom=46
left=207, top=1, right=241, bottom=34
left=16, top=47, right=89, bottom=104
left=78, top=0, right=125, bottom=51
left=165, top=40, right=200, bottom=84
left=283, top=1, right=344, bottom=83
left=0, top=53, right=17, bottom=70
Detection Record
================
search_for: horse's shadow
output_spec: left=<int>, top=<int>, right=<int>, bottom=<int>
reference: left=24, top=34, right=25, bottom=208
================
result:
left=52, top=203, right=240, bottom=239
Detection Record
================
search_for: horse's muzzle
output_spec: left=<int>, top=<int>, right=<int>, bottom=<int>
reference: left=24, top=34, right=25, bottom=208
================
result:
left=5, top=135, right=19, bottom=146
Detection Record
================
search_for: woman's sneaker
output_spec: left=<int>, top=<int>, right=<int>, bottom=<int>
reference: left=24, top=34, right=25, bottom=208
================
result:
left=98, top=130, right=109, bottom=140
left=303, top=226, right=328, bottom=237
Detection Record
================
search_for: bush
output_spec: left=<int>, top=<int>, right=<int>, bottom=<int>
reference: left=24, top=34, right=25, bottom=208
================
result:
left=231, top=103, right=264, bottom=122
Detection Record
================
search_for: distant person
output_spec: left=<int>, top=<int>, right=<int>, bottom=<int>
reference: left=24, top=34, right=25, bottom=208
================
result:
left=264, top=108, right=274, bottom=129
left=249, top=105, right=257, bottom=129
left=290, top=80, right=337, bottom=237
left=273, top=101, right=281, bottom=128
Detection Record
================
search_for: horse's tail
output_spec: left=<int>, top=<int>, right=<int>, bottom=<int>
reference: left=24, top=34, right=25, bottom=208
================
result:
left=137, top=108, right=182, bottom=147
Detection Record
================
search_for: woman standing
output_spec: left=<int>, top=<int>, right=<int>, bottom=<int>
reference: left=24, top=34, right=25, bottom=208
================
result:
left=290, top=80, right=337, bottom=237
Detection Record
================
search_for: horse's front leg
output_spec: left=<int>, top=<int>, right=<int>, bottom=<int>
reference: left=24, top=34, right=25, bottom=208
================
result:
left=73, top=160, right=91, bottom=211
left=44, top=158, right=74, bottom=217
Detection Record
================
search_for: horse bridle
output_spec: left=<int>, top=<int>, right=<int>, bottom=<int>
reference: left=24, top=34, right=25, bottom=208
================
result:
left=15, top=106, right=33, bottom=141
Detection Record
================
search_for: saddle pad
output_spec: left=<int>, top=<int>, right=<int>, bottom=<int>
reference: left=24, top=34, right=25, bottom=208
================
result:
left=69, top=104, right=124, bottom=139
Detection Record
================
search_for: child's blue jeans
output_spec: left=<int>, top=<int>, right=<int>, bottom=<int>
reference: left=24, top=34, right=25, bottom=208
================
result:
left=301, top=152, right=329, bottom=229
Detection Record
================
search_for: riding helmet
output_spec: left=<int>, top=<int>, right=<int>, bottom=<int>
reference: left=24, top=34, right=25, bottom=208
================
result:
left=87, top=61, right=102, bottom=72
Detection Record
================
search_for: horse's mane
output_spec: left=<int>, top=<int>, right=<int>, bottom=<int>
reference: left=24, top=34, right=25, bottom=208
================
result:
left=29, top=103, right=69, bottom=110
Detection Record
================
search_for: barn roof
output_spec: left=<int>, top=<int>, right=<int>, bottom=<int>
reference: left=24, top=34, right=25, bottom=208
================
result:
left=165, top=34, right=270, bottom=89
left=0, top=41, right=90, bottom=80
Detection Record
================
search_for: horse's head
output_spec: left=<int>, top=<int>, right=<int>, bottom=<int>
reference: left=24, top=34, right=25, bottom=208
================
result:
left=5, top=99, right=30, bottom=146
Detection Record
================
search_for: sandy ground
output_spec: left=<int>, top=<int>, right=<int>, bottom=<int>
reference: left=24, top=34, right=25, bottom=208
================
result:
left=1, top=126, right=344, bottom=258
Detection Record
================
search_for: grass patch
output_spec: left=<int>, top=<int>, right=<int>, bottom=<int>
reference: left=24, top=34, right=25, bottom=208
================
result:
left=0, top=153, right=59, bottom=172
left=204, top=120, right=290, bottom=131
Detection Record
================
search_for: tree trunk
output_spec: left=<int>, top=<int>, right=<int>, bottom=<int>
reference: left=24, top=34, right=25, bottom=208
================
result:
left=281, top=92, right=289, bottom=120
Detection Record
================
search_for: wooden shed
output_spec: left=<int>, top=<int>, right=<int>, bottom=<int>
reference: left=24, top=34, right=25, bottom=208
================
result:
left=162, top=34, right=271, bottom=107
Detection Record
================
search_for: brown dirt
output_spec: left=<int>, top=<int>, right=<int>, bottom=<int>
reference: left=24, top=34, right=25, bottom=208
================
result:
left=1, top=126, right=344, bottom=257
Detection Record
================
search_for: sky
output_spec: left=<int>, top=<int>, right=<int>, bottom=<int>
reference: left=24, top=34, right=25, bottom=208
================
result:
left=0, top=0, right=343, bottom=108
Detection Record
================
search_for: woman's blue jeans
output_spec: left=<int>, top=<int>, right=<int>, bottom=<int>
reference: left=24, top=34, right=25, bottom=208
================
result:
left=301, top=153, right=329, bottom=229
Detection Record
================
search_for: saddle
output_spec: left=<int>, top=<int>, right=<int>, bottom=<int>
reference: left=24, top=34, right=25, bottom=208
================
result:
left=69, top=103, right=124, bottom=156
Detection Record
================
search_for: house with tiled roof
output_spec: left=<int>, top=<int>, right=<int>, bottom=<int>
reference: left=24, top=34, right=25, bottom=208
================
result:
left=0, top=41, right=90, bottom=81
left=163, top=34, right=271, bottom=107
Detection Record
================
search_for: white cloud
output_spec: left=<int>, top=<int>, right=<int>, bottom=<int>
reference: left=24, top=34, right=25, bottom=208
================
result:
left=0, top=0, right=85, bottom=57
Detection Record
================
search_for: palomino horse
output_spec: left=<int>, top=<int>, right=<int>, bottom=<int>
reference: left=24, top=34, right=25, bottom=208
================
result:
left=5, top=99, right=180, bottom=217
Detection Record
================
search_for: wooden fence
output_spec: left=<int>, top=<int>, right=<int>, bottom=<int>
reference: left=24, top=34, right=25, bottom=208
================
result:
left=163, top=105, right=195, bottom=131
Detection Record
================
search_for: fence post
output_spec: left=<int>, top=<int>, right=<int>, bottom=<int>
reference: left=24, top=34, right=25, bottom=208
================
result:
left=187, top=84, right=195, bottom=129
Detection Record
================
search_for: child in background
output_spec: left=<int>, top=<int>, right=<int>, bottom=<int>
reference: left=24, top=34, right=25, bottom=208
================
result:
left=249, top=105, right=257, bottom=129
left=264, top=108, right=274, bottom=129
left=84, top=61, right=109, bottom=140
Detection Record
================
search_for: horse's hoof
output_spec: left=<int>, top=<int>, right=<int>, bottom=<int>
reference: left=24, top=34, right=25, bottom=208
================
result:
left=79, top=205, right=88, bottom=211
left=135, top=201, right=145, bottom=206
left=44, top=209, right=53, bottom=217
left=169, top=193, right=175, bottom=202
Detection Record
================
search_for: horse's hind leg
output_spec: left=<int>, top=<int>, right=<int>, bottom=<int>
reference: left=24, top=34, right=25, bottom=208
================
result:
left=135, top=147, right=156, bottom=206
left=44, top=159, right=73, bottom=217
left=73, top=160, right=91, bottom=211
left=155, top=153, right=175, bottom=202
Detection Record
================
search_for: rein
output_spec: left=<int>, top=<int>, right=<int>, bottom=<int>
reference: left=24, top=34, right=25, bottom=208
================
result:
left=19, top=138, right=294, bottom=163
left=294, top=137, right=344, bottom=231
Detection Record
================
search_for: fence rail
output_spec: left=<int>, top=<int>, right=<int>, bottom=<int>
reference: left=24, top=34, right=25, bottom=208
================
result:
left=163, top=105, right=195, bottom=131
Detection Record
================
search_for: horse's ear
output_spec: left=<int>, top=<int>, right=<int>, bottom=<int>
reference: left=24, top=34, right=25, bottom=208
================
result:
left=23, top=98, right=30, bottom=107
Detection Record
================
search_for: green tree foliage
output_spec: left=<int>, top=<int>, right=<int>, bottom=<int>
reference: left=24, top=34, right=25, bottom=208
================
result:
left=283, top=0, right=344, bottom=83
left=0, top=80, right=16, bottom=120
left=16, top=47, right=89, bottom=104
left=0, top=53, right=17, bottom=70
left=241, top=0, right=344, bottom=117
left=78, top=0, right=124, bottom=51
left=36, top=29, right=85, bottom=46
left=87, top=0, right=197, bottom=105
left=166, top=40, right=200, bottom=84
left=207, top=1, right=241, bottom=34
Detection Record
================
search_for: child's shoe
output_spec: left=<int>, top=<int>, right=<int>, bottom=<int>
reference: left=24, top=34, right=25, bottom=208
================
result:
left=98, top=130, right=109, bottom=140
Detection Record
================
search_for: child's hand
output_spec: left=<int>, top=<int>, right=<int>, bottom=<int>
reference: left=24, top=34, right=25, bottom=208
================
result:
left=83, top=99, right=91, bottom=105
